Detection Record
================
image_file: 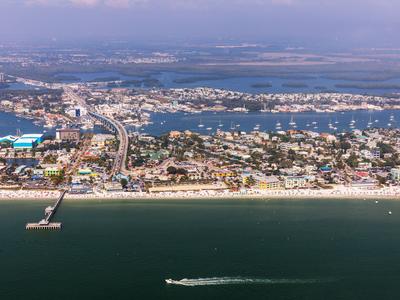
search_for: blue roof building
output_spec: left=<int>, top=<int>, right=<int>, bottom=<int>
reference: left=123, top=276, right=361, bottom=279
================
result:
left=13, top=133, right=44, bottom=149
left=21, top=134, right=44, bottom=143
left=13, top=138, right=38, bottom=149
left=0, top=135, right=18, bottom=143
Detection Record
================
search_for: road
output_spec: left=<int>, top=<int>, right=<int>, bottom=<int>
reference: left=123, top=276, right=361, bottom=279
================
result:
left=64, top=87, right=129, bottom=176
left=88, top=112, right=129, bottom=176
left=15, top=79, right=130, bottom=177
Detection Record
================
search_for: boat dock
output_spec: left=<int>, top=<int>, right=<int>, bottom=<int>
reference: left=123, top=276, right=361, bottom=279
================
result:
left=25, top=190, right=67, bottom=231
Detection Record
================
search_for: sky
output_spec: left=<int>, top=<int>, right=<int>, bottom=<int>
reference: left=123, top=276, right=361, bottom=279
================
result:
left=0, top=0, right=399, bottom=48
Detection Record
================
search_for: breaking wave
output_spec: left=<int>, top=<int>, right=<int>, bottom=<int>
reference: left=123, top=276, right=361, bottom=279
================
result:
left=165, top=277, right=326, bottom=287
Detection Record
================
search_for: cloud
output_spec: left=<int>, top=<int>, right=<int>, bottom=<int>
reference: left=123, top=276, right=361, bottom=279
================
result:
left=23, top=0, right=303, bottom=9
left=70, top=0, right=100, bottom=6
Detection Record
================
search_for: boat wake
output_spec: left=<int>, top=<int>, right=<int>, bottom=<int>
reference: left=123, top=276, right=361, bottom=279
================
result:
left=165, top=277, right=324, bottom=287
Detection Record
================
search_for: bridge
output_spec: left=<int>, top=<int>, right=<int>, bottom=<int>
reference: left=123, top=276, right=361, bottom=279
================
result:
left=14, top=80, right=130, bottom=177
left=89, top=112, right=129, bottom=176
left=26, top=190, right=67, bottom=230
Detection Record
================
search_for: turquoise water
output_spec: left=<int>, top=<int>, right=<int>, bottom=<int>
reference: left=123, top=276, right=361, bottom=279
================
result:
left=1, top=198, right=400, bottom=299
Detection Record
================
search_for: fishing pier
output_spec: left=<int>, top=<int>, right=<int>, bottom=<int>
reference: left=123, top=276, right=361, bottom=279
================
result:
left=26, top=190, right=67, bottom=230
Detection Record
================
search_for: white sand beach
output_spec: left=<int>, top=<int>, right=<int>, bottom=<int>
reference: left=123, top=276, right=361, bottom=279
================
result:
left=1, top=186, right=400, bottom=201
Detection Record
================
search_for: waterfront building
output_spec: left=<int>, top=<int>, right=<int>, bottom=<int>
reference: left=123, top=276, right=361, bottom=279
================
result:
left=284, top=176, right=307, bottom=189
left=13, top=134, right=43, bottom=150
left=212, top=169, right=236, bottom=178
left=391, top=168, right=400, bottom=181
left=56, top=128, right=81, bottom=141
left=351, top=178, right=379, bottom=189
left=0, top=135, right=18, bottom=144
left=259, top=176, right=282, bottom=190
left=13, top=138, right=38, bottom=149
left=20, top=134, right=44, bottom=143
left=104, top=182, right=124, bottom=192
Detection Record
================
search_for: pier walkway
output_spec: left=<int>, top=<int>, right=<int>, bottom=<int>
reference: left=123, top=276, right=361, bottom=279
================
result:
left=26, top=190, right=67, bottom=230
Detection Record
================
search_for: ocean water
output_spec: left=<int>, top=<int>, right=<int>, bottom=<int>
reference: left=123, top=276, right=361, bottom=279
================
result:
left=1, top=198, right=400, bottom=300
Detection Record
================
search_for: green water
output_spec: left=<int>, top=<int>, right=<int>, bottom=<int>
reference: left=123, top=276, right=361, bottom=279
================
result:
left=1, top=198, right=400, bottom=299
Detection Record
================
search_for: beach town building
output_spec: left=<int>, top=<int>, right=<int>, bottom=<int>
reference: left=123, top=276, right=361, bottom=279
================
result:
left=56, top=128, right=81, bottom=141
left=44, top=167, right=63, bottom=177
left=284, top=176, right=308, bottom=189
left=391, top=168, right=400, bottom=181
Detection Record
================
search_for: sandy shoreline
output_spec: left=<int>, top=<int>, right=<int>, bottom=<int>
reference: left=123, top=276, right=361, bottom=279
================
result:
left=0, top=187, right=400, bottom=201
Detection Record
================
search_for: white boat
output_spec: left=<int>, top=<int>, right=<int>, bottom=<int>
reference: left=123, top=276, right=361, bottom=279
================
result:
left=165, top=279, right=175, bottom=284
left=367, top=115, right=373, bottom=128
left=289, top=116, right=296, bottom=127
left=206, top=127, right=212, bottom=131
left=253, top=124, right=260, bottom=130
left=312, top=121, right=317, bottom=125
left=198, top=119, right=205, bottom=128
left=218, top=120, right=223, bottom=127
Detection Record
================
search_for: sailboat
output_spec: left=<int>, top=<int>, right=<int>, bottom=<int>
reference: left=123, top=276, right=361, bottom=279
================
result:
left=218, top=120, right=224, bottom=127
left=367, top=115, right=373, bottom=128
left=276, top=121, right=282, bottom=130
left=349, top=116, right=356, bottom=129
left=289, top=116, right=296, bottom=127
left=198, top=119, right=205, bottom=128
